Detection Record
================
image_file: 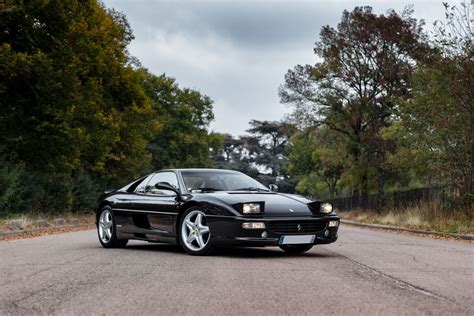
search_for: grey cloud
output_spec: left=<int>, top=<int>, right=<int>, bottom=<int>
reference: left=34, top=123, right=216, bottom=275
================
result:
left=110, top=1, right=345, bottom=48
left=104, top=0, right=446, bottom=135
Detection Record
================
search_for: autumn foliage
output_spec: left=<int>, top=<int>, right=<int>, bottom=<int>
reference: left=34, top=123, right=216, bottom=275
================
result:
left=281, top=2, right=473, bottom=208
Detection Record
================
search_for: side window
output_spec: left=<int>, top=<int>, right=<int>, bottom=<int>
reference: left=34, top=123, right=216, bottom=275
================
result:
left=146, top=172, right=179, bottom=196
left=134, top=174, right=154, bottom=194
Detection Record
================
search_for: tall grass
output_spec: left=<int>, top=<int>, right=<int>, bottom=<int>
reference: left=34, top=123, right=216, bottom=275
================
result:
left=339, top=199, right=474, bottom=234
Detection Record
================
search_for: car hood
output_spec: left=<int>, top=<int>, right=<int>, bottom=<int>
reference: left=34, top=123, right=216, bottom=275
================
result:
left=203, top=191, right=315, bottom=217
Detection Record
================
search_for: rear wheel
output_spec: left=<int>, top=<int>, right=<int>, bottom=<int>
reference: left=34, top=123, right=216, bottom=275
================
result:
left=279, top=244, right=313, bottom=254
left=179, top=207, right=214, bottom=255
left=97, top=206, right=128, bottom=248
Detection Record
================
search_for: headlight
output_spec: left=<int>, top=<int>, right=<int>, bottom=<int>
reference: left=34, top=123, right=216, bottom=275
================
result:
left=320, top=202, right=333, bottom=214
left=242, top=203, right=261, bottom=214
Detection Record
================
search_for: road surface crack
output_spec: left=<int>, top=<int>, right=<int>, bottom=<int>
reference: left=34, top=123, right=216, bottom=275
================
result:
left=334, top=251, right=460, bottom=304
left=0, top=253, right=94, bottom=288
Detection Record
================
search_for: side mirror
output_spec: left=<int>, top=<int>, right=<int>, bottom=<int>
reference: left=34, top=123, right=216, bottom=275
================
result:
left=153, top=182, right=180, bottom=195
left=269, top=184, right=278, bottom=192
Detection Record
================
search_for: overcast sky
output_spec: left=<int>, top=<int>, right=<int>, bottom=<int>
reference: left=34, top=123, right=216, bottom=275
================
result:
left=103, top=0, right=446, bottom=136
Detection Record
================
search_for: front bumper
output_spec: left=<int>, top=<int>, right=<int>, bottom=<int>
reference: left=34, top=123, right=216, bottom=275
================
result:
left=207, top=215, right=339, bottom=247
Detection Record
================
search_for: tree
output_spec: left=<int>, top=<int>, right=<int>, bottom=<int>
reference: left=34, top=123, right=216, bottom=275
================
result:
left=245, top=120, right=296, bottom=191
left=287, top=126, right=348, bottom=198
left=213, top=133, right=238, bottom=164
left=139, top=70, right=218, bottom=170
left=210, top=133, right=260, bottom=178
left=0, top=0, right=156, bottom=181
left=280, top=6, right=431, bottom=195
left=210, top=121, right=296, bottom=191
left=401, top=1, right=473, bottom=204
left=247, top=120, right=295, bottom=176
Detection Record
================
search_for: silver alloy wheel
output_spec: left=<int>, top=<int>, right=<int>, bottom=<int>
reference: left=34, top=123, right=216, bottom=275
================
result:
left=181, top=210, right=210, bottom=251
left=99, top=209, right=113, bottom=243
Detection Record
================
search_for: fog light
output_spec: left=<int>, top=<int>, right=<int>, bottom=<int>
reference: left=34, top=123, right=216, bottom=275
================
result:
left=329, top=220, right=339, bottom=227
left=242, top=222, right=266, bottom=229
left=324, top=229, right=329, bottom=237
left=261, top=231, right=267, bottom=238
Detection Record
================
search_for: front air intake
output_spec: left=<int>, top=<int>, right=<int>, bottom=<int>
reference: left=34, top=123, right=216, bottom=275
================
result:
left=268, top=221, right=327, bottom=234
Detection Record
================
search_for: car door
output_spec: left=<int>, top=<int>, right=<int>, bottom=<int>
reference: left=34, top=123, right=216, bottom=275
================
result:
left=132, top=171, right=181, bottom=236
left=113, top=174, right=154, bottom=234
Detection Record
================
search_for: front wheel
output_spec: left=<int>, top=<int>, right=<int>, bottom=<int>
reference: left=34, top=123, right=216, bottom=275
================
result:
left=97, top=206, right=128, bottom=248
left=179, top=207, right=214, bottom=255
left=279, top=244, right=313, bottom=254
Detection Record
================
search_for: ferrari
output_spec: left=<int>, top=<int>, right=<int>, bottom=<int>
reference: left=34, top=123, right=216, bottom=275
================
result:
left=96, top=168, right=339, bottom=255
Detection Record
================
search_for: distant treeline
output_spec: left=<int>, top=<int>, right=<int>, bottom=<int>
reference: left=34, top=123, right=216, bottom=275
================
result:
left=0, top=1, right=472, bottom=216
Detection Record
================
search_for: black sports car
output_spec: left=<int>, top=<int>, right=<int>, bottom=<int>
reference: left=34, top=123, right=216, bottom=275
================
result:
left=96, top=169, right=339, bottom=255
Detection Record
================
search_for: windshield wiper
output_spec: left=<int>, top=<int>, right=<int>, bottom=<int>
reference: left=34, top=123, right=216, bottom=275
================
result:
left=190, top=187, right=222, bottom=192
left=233, top=187, right=270, bottom=192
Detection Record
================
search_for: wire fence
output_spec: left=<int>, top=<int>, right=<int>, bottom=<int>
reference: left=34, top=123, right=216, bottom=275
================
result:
left=325, top=187, right=451, bottom=212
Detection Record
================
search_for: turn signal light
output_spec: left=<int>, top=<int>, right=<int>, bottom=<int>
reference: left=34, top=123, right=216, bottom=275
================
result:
left=242, top=222, right=266, bottom=229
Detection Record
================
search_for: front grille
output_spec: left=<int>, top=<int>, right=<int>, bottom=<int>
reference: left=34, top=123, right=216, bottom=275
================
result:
left=268, top=221, right=327, bottom=234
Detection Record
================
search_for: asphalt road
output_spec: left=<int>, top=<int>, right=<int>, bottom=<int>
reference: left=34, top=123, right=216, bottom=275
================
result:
left=0, top=225, right=473, bottom=315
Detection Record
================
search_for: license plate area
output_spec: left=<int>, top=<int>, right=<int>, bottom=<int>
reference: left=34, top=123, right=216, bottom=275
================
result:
left=279, top=235, right=315, bottom=245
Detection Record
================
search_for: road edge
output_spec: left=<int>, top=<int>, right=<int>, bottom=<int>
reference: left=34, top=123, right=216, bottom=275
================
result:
left=341, top=219, right=474, bottom=241
left=3, top=220, right=472, bottom=241
left=0, top=224, right=94, bottom=240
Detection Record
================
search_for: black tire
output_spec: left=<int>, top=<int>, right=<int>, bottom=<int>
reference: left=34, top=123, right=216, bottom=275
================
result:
left=178, top=207, right=214, bottom=256
left=279, top=244, right=313, bottom=254
left=97, top=206, right=128, bottom=248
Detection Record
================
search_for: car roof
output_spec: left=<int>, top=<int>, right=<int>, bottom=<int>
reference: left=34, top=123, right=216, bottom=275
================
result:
left=160, top=168, right=241, bottom=174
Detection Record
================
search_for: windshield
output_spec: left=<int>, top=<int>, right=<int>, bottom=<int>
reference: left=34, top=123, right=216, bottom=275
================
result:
left=181, top=171, right=269, bottom=192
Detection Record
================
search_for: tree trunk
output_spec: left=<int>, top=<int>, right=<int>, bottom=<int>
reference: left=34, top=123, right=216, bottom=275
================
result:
left=377, top=169, right=385, bottom=196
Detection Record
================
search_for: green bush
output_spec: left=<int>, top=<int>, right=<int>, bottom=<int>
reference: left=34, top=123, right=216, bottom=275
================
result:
left=0, top=156, right=102, bottom=218
left=71, top=171, right=101, bottom=212
left=0, top=160, right=24, bottom=215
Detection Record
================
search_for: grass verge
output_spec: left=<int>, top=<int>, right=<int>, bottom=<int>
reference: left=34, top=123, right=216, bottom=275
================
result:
left=339, top=204, right=474, bottom=234
left=0, top=211, right=95, bottom=232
